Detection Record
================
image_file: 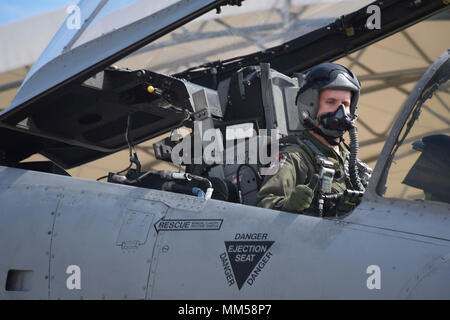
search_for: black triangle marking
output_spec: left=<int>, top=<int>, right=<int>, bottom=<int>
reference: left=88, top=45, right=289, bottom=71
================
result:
left=225, top=241, right=274, bottom=290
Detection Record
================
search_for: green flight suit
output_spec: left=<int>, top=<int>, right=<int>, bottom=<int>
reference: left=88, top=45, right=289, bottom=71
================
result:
left=255, top=131, right=354, bottom=216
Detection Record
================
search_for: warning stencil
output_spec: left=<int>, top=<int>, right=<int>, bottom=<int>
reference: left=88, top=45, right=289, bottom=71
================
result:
left=154, top=217, right=223, bottom=233
left=224, top=239, right=274, bottom=290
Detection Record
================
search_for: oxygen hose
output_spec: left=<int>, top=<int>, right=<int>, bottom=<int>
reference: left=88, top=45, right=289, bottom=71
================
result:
left=348, top=126, right=363, bottom=191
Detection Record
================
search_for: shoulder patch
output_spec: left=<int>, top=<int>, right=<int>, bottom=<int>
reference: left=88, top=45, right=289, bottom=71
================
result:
left=265, top=153, right=287, bottom=176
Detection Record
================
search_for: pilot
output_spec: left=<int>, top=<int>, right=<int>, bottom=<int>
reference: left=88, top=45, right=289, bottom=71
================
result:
left=255, top=62, right=370, bottom=216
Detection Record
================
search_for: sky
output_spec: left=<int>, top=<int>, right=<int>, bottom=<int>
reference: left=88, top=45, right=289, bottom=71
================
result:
left=0, top=0, right=78, bottom=26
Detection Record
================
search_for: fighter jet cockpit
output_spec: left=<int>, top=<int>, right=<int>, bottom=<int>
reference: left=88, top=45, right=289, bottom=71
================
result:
left=0, top=0, right=379, bottom=215
left=0, top=0, right=446, bottom=216
left=36, top=62, right=311, bottom=207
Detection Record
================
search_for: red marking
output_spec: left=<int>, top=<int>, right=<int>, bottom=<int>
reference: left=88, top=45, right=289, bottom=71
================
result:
left=231, top=173, right=243, bottom=184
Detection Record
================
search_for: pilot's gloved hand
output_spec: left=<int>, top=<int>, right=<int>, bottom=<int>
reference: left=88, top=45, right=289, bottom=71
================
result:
left=282, top=175, right=319, bottom=213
